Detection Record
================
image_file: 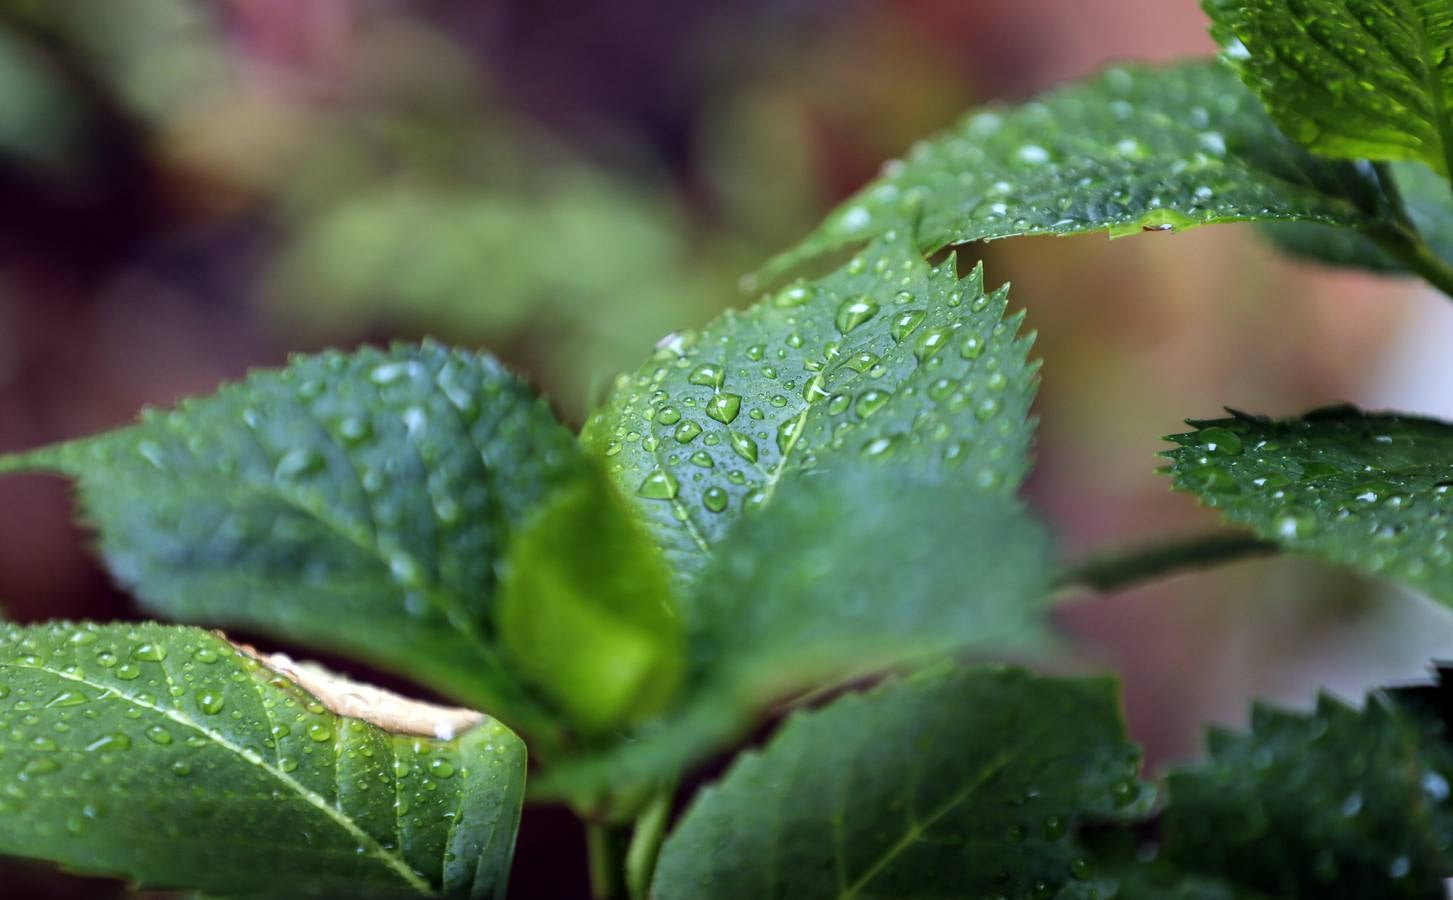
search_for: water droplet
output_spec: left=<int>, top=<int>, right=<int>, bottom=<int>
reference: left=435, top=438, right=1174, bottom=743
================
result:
left=730, top=432, right=759, bottom=463
left=702, top=487, right=729, bottom=513
left=827, top=394, right=851, bottom=415
left=861, top=435, right=901, bottom=457
left=707, top=394, right=742, bottom=425
left=196, top=691, right=226, bottom=716
left=145, top=726, right=173, bottom=746
left=131, top=643, right=167, bottom=663
left=855, top=390, right=891, bottom=417
left=68, top=630, right=98, bottom=647
left=45, top=690, right=89, bottom=709
left=23, top=757, right=61, bottom=776
left=308, top=723, right=335, bottom=743
left=1198, top=427, right=1243, bottom=456
left=689, top=451, right=714, bottom=468
left=914, top=327, right=949, bottom=361
left=655, top=407, right=682, bottom=426
left=1110, top=780, right=1138, bottom=807
left=673, top=421, right=703, bottom=443
left=959, top=335, right=984, bottom=359
left=84, top=732, right=131, bottom=753
left=890, top=310, right=925, bottom=342
left=116, top=664, right=142, bottom=681
left=688, top=363, right=726, bottom=389
left=773, top=283, right=813, bottom=308
left=637, top=469, right=680, bottom=500
left=834, top=297, right=879, bottom=334
left=275, top=448, right=323, bottom=480
left=841, top=351, right=880, bottom=373
left=170, top=760, right=193, bottom=777
left=193, top=647, right=220, bottom=665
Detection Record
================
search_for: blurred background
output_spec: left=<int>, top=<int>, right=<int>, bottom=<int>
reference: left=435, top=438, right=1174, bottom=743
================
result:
left=1, top=0, right=1451, bottom=896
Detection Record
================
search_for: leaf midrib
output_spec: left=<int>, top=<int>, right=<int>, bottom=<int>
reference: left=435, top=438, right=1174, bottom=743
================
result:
left=836, top=717, right=1053, bottom=898
left=0, top=658, right=434, bottom=895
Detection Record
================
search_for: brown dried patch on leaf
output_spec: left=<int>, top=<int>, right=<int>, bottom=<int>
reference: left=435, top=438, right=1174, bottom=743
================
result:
left=228, top=634, right=485, bottom=739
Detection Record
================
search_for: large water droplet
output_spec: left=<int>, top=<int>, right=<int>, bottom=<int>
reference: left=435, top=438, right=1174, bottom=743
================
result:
left=673, top=421, right=703, bottom=443
left=707, top=394, right=742, bottom=424
left=855, top=390, right=891, bottom=418
left=730, top=432, right=759, bottom=463
left=637, top=470, right=680, bottom=500
left=890, top=310, right=925, bottom=343
left=834, top=297, right=880, bottom=334
left=703, top=487, right=729, bottom=513
left=688, top=363, right=726, bottom=389
left=196, top=691, right=226, bottom=716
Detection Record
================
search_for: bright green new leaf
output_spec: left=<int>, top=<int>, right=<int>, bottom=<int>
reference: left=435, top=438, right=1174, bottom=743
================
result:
left=1153, top=673, right=1453, bottom=898
left=0, top=343, right=589, bottom=740
left=1206, top=0, right=1453, bottom=177
left=1260, top=161, right=1453, bottom=274
left=0, top=622, right=526, bottom=898
left=586, top=231, right=1038, bottom=585
left=758, top=61, right=1406, bottom=283
left=1163, top=406, right=1453, bottom=604
left=651, top=666, right=1150, bottom=900
left=496, top=466, right=683, bottom=738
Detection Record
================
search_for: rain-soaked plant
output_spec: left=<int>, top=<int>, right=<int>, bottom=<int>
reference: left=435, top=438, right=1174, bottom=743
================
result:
left=3, top=2, right=1453, bottom=897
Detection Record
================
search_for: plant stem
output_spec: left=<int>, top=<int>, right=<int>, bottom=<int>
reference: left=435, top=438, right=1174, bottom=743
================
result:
left=625, top=783, right=677, bottom=900
left=587, top=822, right=630, bottom=900
left=1058, top=532, right=1278, bottom=594
left=1370, top=162, right=1453, bottom=302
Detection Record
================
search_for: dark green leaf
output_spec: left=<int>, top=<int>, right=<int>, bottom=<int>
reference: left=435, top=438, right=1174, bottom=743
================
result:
left=1206, top=0, right=1453, bottom=177
left=651, top=666, right=1150, bottom=900
left=1163, top=407, right=1453, bottom=604
left=0, top=343, right=589, bottom=740
left=1153, top=673, right=1453, bottom=898
left=0, top=622, right=526, bottom=898
left=1261, top=161, right=1453, bottom=273
left=496, top=465, right=683, bottom=738
left=758, top=61, right=1405, bottom=283
left=587, top=232, right=1038, bottom=586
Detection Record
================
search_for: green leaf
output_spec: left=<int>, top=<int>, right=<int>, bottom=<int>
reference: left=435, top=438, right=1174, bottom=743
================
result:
left=0, top=343, right=588, bottom=740
left=651, top=666, right=1150, bottom=900
left=1259, top=161, right=1453, bottom=273
left=0, top=622, right=526, bottom=898
left=1151, top=672, right=1453, bottom=898
left=537, top=463, right=1055, bottom=803
left=758, top=60, right=1407, bottom=283
left=587, top=232, right=1038, bottom=586
left=1206, top=0, right=1453, bottom=178
left=496, top=464, right=683, bottom=738
left=1162, top=406, right=1453, bottom=604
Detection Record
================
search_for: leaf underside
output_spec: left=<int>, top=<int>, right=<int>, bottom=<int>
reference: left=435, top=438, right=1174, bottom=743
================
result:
left=586, top=231, right=1038, bottom=587
left=1206, top=0, right=1453, bottom=177
left=1163, top=406, right=1453, bottom=604
left=651, top=666, right=1150, bottom=900
left=0, top=343, right=592, bottom=738
left=757, top=60, right=1402, bottom=283
left=0, top=622, right=526, bottom=899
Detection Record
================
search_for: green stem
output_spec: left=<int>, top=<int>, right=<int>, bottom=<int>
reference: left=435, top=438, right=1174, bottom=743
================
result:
left=625, top=783, right=677, bottom=900
left=1058, top=532, right=1277, bottom=594
left=1369, top=161, right=1453, bottom=302
left=587, top=822, right=630, bottom=900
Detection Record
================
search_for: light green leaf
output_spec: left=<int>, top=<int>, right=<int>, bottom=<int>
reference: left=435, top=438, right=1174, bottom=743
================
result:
left=757, top=61, right=1406, bottom=283
left=587, top=232, right=1038, bottom=585
left=1162, top=406, right=1453, bottom=604
left=0, top=622, right=526, bottom=898
left=1206, top=0, right=1453, bottom=177
left=1259, top=161, right=1453, bottom=273
left=651, top=666, right=1150, bottom=900
left=496, top=465, right=683, bottom=738
left=0, top=343, right=588, bottom=740
left=1152, top=672, right=1453, bottom=898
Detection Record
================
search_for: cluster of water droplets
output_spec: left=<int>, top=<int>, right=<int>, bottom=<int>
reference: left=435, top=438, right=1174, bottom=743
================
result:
left=597, top=235, right=1036, bottom=554
left=1169, top=412, right=1453, bottom=592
